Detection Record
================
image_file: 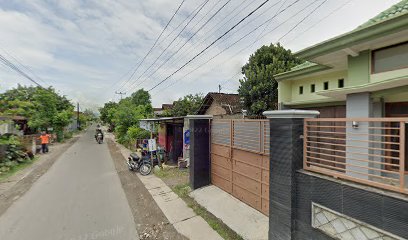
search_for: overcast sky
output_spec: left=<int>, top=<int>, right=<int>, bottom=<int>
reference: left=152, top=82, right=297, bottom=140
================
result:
left=0, top=0, right=401, bottom=110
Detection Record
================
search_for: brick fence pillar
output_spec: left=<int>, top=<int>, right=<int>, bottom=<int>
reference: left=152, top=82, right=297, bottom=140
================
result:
left=264, top=110, right=319, bottom=240
left=187, top=115, right=213, bottom=190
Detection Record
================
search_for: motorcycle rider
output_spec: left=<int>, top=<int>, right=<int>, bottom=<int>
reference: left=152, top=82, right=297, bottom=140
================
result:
left=95, top=125, right=104, bottom=142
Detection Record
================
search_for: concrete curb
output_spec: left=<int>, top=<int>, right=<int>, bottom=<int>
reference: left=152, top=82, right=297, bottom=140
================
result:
left=113, top=138, right=222, bottom=240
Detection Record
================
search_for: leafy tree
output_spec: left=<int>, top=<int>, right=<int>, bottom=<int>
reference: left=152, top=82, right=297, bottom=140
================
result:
left=99, top=101, right=118, bottom=125
left=79, top=109, right=97, bottom=127
left=126, top=126, right=150, bottom=140
left=112, top=99, right=152, bottom=139
left=165, top=93, right=204, bottom=117
left=238, top=43, right=303, bottom=115
left=131, top=89, right=152, bottom=108
left=99, top=89, right=154, bottom=144
left=0, top=85, right=74, bottom=133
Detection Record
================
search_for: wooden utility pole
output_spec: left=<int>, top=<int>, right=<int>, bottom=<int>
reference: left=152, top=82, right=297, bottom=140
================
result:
left=77, top=102, right=80, bottom=130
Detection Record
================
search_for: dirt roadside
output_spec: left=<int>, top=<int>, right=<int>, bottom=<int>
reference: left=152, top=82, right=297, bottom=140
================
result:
left=107, top=139, right=187, bottom=240
left=0, top=134, right=81, bottom=217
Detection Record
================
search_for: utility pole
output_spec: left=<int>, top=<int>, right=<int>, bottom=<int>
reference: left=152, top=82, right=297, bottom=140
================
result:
left=77, top=102, right=80, bottom=130
left=218, top=84, right=221, bottom=93
left=115, top=91, right=126, bottom=100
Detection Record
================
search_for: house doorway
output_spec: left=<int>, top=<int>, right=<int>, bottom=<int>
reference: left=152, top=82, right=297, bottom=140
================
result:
left=166, top=124, right=184, bottom=164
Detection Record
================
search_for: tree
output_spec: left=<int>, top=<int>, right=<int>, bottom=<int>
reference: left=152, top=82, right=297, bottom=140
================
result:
left=238, top=43, right=303, bottom=115
left=165, top=93, right=204, bottom=117
left=99, top=101, right=118, bottom=125
left=0, top=85, right=74, bottom=132
left=131, top=89, right=151, bottom=107
left=99, top=89, right=154, bottom=144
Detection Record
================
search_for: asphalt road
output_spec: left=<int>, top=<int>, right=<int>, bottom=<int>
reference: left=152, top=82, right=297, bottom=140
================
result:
left=0, top=127, right=139, bottom=240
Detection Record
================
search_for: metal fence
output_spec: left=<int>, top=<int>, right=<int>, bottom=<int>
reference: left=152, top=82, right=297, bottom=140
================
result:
left=212, top=119, right=270, bottom=155
left=304, top=118, right=407, bottom=194
left=211, top=119, right=270, bottom=215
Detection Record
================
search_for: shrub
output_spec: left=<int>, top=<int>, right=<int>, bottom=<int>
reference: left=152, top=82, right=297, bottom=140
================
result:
left=64, top=131, right=73, bottom=140
left=126, top=126, right=150, bottom=140
left=0, top=135, right=29, bottom=173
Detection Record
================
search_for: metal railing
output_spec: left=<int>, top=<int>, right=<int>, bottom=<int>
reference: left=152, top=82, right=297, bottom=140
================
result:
left=304, top=118, right=407, bottom=194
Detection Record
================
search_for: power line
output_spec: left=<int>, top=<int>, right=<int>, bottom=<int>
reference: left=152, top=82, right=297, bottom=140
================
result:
left=0, top=53, right=44, bottom=87
left=126, top=0, right=211, bottom=91
left=157, top=0, right=306, bottom=92
left=135, top=0, right=232, bottom=89
left=219, top=0, right=327, bottom=88
left=114, top=0, right=186, bottom=92
left=139, top=0, right=256, bottom=92
left=156, top=0, right=288, bottom=92
left=0, top=47, right=48, bottom=86
left=276, top=0, right=328, bottom=43
left=217, top=0, right=326, bottom=88
left=148, top=0, right=272, bottom=92
left=158, top=0, right=283, bottom=82
left=131, top=0, right=224, bottom=91
left=163, top=0, right=254, bottom=69
left=283, top=0, right=352, bottom=45
left=162, top=0, right=336, bottom=96
left=153, top=1, right=208, bottom=51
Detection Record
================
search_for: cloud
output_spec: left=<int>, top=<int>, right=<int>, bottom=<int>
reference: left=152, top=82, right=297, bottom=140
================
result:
left=0, top=0, right=401, bottom=109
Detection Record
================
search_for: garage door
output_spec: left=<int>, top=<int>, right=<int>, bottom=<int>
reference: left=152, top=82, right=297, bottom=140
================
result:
left=211, top=119, right=270, bottom=216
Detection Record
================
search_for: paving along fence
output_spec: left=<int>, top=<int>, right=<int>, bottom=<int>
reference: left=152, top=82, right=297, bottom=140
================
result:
left=188, top=112, right=408, bottom=240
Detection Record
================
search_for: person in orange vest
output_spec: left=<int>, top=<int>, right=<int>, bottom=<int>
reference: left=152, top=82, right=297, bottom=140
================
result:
left=38, top=131, right=51, bottom=153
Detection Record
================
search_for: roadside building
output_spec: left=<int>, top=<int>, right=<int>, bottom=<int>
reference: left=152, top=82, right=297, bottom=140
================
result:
left=0, top=116, right=28, bottom=136
left=275, top=1, right=408, bottom=119
left=139, top=117, right=184, bottom=165
left=188, top=2, right=408, bottom=240
left=196, top=92, right=244, bottom=119
left=153, top=103, right=173, bottom=117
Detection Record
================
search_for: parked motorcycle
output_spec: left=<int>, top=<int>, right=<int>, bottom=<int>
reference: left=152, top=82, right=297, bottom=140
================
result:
left=127, top=152, right=152, bottom=175
left=96, top=133, right=103, bottom=144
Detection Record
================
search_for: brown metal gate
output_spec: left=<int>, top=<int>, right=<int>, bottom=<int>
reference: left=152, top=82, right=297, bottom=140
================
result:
left=211, top=119, right=270, bottom=216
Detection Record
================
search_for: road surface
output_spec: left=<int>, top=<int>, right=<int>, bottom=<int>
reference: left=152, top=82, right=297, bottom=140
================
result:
left=0, top=127, right=138, bottom=240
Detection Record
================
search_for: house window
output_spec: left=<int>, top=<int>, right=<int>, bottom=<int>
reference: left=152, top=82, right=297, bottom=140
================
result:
left=299, top=86, right=303, bottom=95
left=323, top=82, right=329, bottom=90
left=338, top=79, right=344, bottom=88
left=372, top=41, right=408, bottom=73
left=311, top=84, right=315, bottom=93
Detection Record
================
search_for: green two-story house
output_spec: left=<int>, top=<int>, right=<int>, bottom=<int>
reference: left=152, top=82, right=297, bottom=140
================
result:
left=276, top=0, right=408, bottom=119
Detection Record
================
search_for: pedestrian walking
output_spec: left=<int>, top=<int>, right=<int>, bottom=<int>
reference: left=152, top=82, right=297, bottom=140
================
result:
left=39, top=131, right=51, bottom=153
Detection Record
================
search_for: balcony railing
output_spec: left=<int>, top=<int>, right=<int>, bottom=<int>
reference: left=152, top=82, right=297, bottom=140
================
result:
left=304, top=118, right=407, bottom=194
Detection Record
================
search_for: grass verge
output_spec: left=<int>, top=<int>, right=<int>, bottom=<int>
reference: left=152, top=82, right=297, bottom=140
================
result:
left=0, top=156, right=39, bottom=182
left=155, top=167, right=243, bottom=240
left=172, top=183, right=244, bottom=240
left=154, top=167, right=188, bottom=179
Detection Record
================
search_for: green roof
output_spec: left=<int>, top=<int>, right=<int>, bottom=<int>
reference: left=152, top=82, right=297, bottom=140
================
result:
left=277, top=0, right=408, bottom=80
left=275, top=62, right=330, bottom=81
left=290, top=61, right=317, bottom=71
left=359, top=0, right=408, bottom=28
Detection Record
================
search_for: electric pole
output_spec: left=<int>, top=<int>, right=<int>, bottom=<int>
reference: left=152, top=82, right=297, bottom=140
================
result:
left=77, top=102, right=80, bottom=130
left=115, top=91, right=126, bottom=100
